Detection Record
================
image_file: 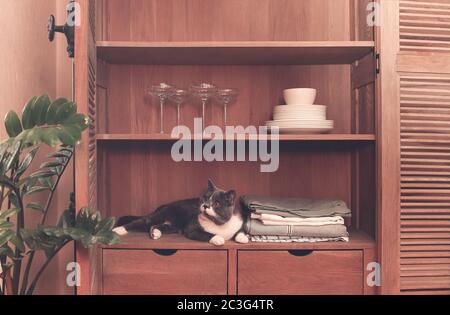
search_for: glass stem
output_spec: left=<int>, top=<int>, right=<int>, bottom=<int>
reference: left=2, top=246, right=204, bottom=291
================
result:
left=224, top=103, right=228, bottom=129
left=202, top=99, right=206, bottom=128
left=177, top=104, right=181, bottom=134
left=160, top=98, right=164, bottom=134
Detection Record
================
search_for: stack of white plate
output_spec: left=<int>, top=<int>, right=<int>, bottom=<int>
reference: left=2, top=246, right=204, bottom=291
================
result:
left=266, top=88, right=334, bottom=134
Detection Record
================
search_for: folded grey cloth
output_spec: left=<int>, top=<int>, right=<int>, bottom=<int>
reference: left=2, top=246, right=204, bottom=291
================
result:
left=245, top=219, right=349, bottom=238
left=241, top=195, right=351, bottom=218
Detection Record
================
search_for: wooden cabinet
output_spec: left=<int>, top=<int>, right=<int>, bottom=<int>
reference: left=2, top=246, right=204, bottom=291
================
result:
left=96, top=232, right=375, bottom=295
left=73, top=0, right=450, bottom=295
left=103, top=249, right=228, bottom=295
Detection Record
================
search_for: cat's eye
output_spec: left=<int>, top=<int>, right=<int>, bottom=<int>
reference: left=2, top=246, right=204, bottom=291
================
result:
left=214, top=201, right=220, bottom=207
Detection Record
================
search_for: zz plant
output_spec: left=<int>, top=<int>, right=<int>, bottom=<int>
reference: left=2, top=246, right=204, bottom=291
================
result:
left=0, top=95, right=119, bottom=295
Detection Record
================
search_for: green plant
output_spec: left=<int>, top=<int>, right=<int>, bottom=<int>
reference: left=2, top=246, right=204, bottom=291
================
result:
left=0, top=95, right=119, bottom=295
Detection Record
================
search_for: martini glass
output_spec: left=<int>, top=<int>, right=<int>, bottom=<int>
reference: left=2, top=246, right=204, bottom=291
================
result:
left=169, top=89, right=191, bottom=133
left=216, top=88, right=239, bottom=129
left=148, top=83, right=176, bottom=134
left=190, top=83, right=217, bottom=127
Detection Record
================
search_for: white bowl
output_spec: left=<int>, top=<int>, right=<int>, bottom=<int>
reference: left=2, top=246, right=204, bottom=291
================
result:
left=283, top=88, right=317, bottom=105
left=274, top=104, right=326, bottom=111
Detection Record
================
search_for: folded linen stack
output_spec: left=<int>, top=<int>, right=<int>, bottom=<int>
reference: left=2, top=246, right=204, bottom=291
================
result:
left=241, top=195, right=351, bottom=243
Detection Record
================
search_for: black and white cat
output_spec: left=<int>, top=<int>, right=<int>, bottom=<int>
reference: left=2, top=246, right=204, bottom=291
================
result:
left=112, top=179, right=249, bottom=246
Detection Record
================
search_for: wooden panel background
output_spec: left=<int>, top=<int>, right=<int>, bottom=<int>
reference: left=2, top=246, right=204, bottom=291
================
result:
left=350, top=0, right=375, bottom=41
left=0, top=0, right=74, bottom=295
left=100, top=0, right=353, bottom=42
left=97, top=141, right=355, bottom=219
left=99, top=64, right=353, bottom=135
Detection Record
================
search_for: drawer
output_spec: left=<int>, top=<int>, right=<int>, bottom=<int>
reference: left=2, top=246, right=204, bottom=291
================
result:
left=238, top=250, right=363, bottom=295
left=103, top=249, right=227, bottom=295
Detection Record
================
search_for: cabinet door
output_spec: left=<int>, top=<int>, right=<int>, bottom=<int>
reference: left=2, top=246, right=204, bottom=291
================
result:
left=74, top=0, right=98, bottom=295
left=377, top=0, right=450, bottom=294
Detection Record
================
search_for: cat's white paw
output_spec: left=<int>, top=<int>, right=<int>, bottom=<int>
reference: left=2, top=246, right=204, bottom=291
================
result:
left=150, top=228, right=162, bottom=240
left=235, top=232, right=249, bottom=244
left=210, top=235, right=225, bottom=246
left=113, top=226, right=128, bottom=236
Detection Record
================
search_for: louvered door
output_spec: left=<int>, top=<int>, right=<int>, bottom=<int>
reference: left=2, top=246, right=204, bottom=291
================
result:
left=74, top=0, right=98, bottom=295
left=399, top=0, right=450, bottom=295
left=400, top=73, right=450, bottom=294
left=379, top=0, right=450, bottom=294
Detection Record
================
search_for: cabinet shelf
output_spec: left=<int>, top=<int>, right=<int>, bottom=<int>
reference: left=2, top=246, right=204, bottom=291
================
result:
left=96, top=133, right=376, bottom=142
left=102, top=230, right=375, bottom=250
left=97, top=41, right=375, bottom=65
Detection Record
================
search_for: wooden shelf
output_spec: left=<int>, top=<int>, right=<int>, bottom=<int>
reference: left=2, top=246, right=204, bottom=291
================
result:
left=102, top=230, right=375, bottom=250
left=97, top=41, right=375, bottom=65
left=96, top=133, right=376, bottom=142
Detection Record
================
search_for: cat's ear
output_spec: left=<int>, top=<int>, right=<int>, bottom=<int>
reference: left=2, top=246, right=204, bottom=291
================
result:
left=226, top=190, right=236, bottom=203
left=207, top=179, right=217, bottom=191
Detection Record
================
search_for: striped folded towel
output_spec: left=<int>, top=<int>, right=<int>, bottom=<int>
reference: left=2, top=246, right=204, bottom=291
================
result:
left=250, top=235, right=349, bottom=243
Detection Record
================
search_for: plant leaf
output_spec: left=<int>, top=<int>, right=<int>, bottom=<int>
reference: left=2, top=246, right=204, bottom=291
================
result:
left=26, top=202, right=44, bottom=212
left=64, top=114, right=90, bottom=131
left=22, top=96, right=38, bottom=129
left=32, top=94, right=51, bottom=126
left=0, top=245, right=14, bottom=258
left=47, top=149, right=72, bottom=159
left=9, top=234, right=25, bottom=252
left=15, top=146, right=39, bottom=179
left=29, top=169, right=57, bottom=179
left=39, top=177, right=54, bottom=190
left=96, top=217, right=116, bottom=234
left=0, top=208, right=19, bottom=221
left=46, top=98, right=69, bottom=125
left=22, top=127, right=43, bottom=146
left=40, top=160, right=63, bottom=169
left=0, top=222, right=14, bottom=229
left=56, top=127, right=77, bottom=146
left=3, top=141, right=21, bottom=172
left=0, top=230, right=15, bottom=247
left=24, top=186, right=50, bottom=196
left=40, top=128, right=60, bottom=147
left=4, top=111, right=23, bottom=137
left=20, top=208, right=120, bottom=253
left=55, top=101, right=77, bottom=124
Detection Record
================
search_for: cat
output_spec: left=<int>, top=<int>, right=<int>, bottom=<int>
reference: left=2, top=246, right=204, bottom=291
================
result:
left=112, top=179, right=249, bottom=246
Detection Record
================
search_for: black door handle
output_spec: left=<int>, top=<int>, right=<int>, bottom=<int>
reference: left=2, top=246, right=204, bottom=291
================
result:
left=288, top=250, right=314, bottom=257
left=152, top=249, right=178, bottom=256
left=47, top=2, right=75, bottom=58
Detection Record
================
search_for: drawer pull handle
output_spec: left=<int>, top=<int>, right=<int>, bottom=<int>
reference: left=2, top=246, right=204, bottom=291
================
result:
left=288, top=250, right=314, bottom=257
left=152, top=249, right=178, bottom=256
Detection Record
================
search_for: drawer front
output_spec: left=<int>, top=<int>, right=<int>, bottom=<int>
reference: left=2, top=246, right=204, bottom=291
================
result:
left=238, top=250, right=363, bottom=295
left=103, top=249, right=228, bottom=295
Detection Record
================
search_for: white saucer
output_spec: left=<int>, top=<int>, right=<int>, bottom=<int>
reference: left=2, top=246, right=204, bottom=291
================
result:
left=268, top=126, right=334, bottom=134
